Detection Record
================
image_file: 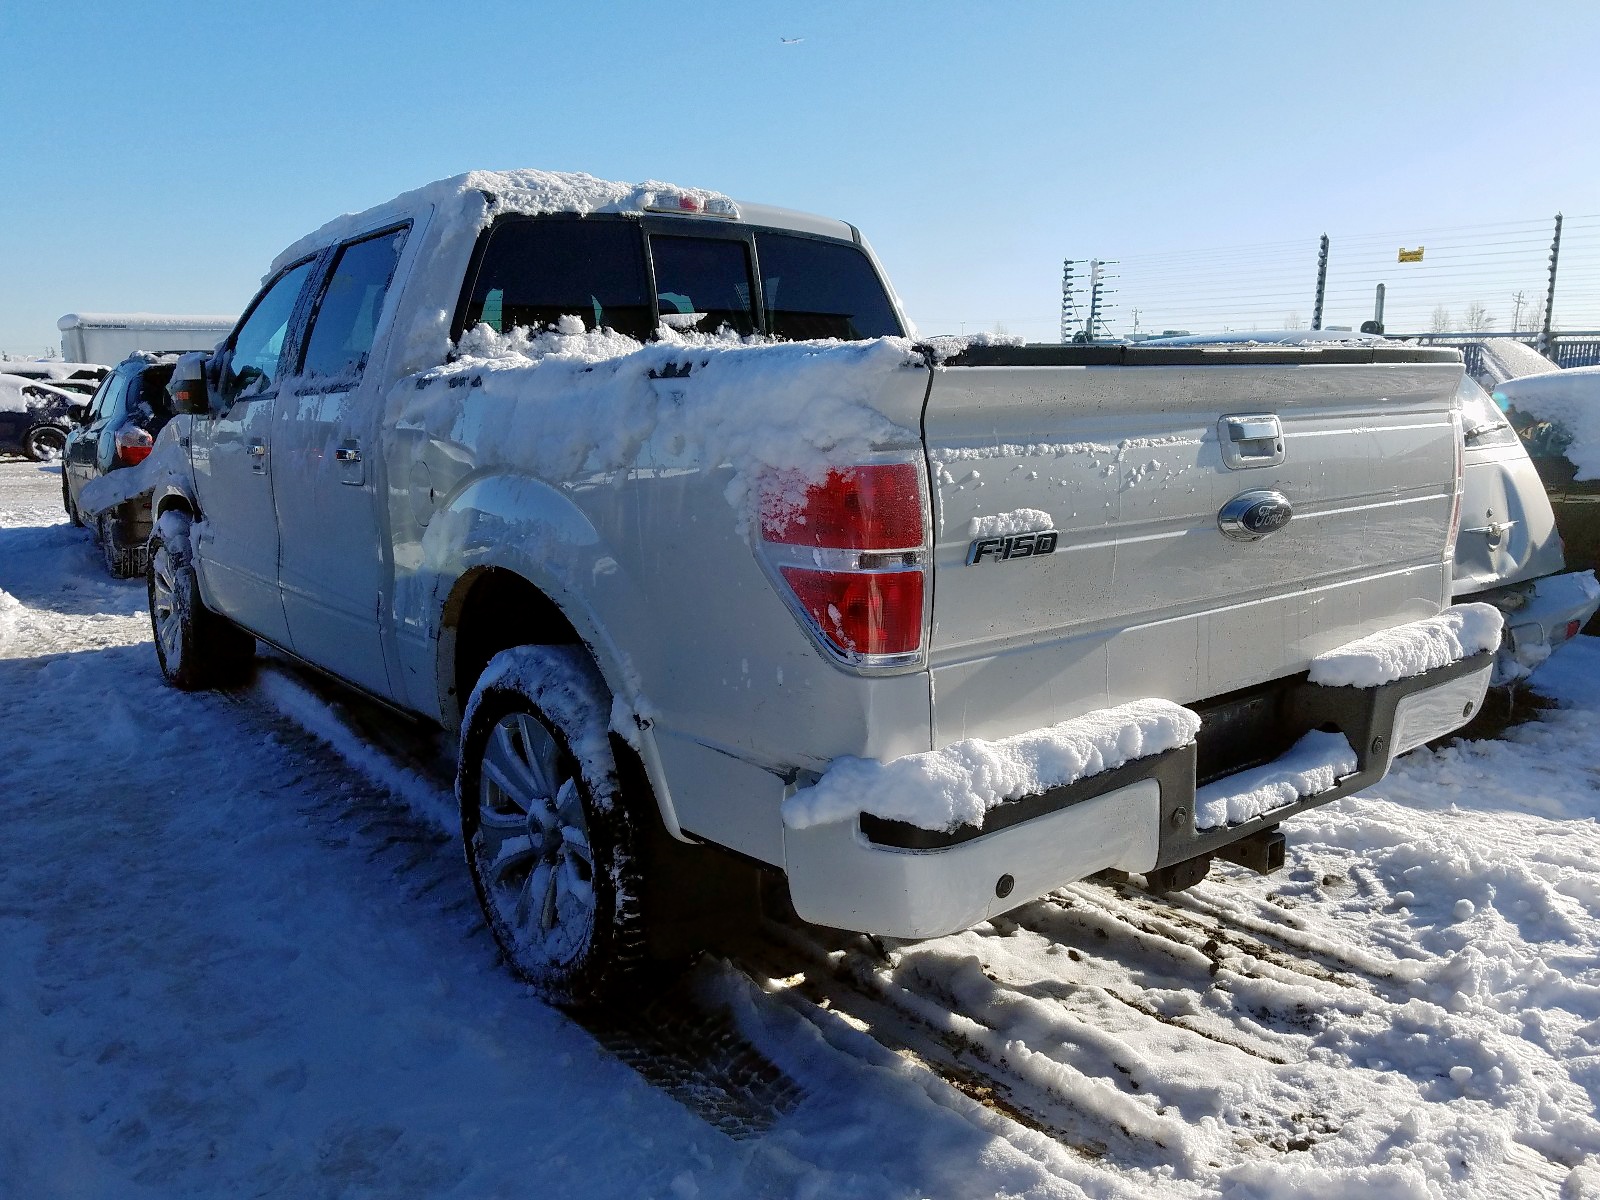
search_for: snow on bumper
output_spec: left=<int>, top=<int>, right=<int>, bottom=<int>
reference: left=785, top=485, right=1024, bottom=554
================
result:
left=783, top=644, right=1494, bottom=940
left=1491, top=570, right=1600, bottom=686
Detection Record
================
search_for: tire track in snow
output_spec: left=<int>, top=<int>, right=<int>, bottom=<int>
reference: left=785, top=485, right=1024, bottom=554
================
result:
left=238, top=660, right=811, bottom=1142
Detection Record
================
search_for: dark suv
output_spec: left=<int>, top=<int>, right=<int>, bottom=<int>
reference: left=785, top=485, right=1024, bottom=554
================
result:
left=62, top=354, right=178, bottom=576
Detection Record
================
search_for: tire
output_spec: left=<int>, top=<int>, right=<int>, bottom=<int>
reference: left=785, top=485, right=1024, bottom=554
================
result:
left=24, top=424, right=67, bottom=463
left=147, top=511, right=255, bottom=689
left=97, top=512, right=147, bottom=579
left=458, top=645, right=649, bottom=1007
left=62, top=465, right=83, bottom=528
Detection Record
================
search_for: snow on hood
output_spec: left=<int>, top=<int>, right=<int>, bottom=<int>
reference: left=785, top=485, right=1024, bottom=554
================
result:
left=1493, top=365, right=1600, bottom=481
left=269, top=168, right=738, bottom=279
left=1473, top=339, right=1560, bottom=388
left=395, top=319, right=924, bottom=533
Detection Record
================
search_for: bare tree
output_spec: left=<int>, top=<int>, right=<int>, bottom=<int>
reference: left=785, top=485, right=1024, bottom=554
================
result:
left=1463, top=302, right=1496, bottom=332
left=1282, top=312, right=1305, bottom=330
left=1430, top=305, right=1452, bottom=333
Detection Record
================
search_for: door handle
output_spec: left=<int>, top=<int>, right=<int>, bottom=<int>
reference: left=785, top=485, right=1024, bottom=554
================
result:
left=248, top=442, right=267, bottom=458
left=1218, top=414, right=1286, bottom=469
left=334, top=447, right=362, bottom=463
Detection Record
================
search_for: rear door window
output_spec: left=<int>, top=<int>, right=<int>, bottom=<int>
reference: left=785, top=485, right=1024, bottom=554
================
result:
left=298, top=227, right=410, bottom=383
left=460, top=217, right=652, bottom=341
left=754, top=233, right=902, bottom=341
left=648, top=236, right=757, bottom=336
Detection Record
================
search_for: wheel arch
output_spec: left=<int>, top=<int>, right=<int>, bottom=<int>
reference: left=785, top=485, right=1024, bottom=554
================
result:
left=436, top=563, right=686, bottom=840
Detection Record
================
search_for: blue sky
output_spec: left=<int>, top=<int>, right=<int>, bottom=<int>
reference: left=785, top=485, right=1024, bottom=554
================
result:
left=3, top=0, right=1597, bottom=354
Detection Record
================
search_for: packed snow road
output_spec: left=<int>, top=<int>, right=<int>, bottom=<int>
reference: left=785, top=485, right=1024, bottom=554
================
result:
left=4, top=457, right=1600, bottom=1199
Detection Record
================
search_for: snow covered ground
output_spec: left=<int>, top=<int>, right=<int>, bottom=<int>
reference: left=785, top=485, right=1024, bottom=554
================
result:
left=4, top=456, right=1600, bottom=1199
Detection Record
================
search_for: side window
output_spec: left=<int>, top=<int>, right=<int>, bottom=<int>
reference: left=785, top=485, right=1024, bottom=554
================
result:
left=460, top=217, right=652, bottom=341
left=299, top=227, right=409, bottom=382
left=221, top=260, right=315, bottom=403
left=83, top=375, right=116, bottom=420
left=755, top=233, right=903, bottom=341
left=92, top=373, right=129, bottom=422
left=137, top=366, right=175, bottom=417
left=648, top=236, right=756, bottom=336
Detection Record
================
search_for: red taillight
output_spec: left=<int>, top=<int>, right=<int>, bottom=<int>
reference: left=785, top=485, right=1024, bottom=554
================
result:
left=762, top=465, right=923, bottom=550
left=115, top=427, right=154, bottom=466
left=779, top=568, right=925, bottom=656
left=758, top=461, right=928, bottom=667
left=1565, top=620, right=1582, bottom=640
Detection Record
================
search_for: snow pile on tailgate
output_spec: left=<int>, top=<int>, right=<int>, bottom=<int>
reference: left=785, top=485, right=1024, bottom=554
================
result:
left=783, top=699, right=1200, bottom=832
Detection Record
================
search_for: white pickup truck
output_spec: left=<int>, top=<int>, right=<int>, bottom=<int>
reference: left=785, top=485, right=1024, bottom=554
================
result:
left=148, top=169, right=1499, bottom=1006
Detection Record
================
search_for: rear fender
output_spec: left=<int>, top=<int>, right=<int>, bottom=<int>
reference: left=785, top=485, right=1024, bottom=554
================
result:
left=408, top=469, right=685, bottom=838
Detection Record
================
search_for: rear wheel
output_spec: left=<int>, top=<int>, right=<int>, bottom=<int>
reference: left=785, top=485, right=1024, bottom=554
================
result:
left=97, top=512, right=147, bottom=579
left=147, top=512, right=255, bottom=689
left=458, top=645, right=649, bottom=1007
left=24, top=424, right=67, bottom=463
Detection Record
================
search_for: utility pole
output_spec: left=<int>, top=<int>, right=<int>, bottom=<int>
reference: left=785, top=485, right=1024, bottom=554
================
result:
left=1311, top=234, right=1329, bottom=331
left=1510, top=290, right=1527, bottom=332
left=1540, top=213, right=1562, bottom=360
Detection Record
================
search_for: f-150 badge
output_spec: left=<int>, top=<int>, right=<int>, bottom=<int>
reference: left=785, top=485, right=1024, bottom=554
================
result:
left=1218, top=489, right=1293, bottom=541
left=967, top=531, right=1059, bottom=564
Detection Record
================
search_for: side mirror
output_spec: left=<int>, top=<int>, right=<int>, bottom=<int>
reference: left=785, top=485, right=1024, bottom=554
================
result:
left=170, top=352, right=212, bottom=415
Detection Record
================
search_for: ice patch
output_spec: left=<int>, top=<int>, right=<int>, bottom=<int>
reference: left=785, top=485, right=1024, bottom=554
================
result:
left=1194, top=730, right=1357, bottom=830
left=1308, top=604, right=1504, bottom=688
left=784, top=698, right=1200, bottom=832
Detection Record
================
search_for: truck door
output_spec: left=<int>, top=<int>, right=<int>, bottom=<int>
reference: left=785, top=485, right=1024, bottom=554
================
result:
left=273, top=226, right=409, bottom=698
left=190, top=259, right=316, bottom=646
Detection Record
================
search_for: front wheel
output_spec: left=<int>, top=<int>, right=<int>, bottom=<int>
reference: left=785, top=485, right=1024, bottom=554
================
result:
left=147, top=512, right=255, bottom=689
left=458, top=645, right=649, bottom=1007
left=24, top=424, right=67, bottom=463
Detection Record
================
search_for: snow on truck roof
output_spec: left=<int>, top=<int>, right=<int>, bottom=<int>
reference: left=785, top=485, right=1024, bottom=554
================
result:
left=268, top=168, right=857, bottom=276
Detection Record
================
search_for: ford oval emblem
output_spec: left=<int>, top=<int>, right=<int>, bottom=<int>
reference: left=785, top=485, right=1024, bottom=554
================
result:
left=1218, top=489, right=1293, bottom=541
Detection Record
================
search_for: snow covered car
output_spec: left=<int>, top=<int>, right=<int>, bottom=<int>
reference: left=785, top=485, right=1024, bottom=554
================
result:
left=0, top=360, right=108, bottom=386
left=0, top=375, right=86, bottom=461
left=62, top=353, right=178, bottom=576
left=1490, top=366, right=1600, bottom=624
left=1452, top=376, right=1599, bottom=678
left=143, top=169, right=1497, bottom=1006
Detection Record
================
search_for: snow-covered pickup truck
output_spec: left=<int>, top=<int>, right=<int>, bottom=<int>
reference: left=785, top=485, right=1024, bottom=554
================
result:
left=146, top=169, right=1499, bottom=1006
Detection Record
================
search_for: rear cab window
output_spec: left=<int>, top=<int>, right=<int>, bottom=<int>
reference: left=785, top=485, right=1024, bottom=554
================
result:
left=453, top=214, right=901, bottom=347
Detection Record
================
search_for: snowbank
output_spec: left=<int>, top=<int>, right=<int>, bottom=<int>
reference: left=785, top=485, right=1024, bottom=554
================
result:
left=398, top=320, right=923, bottom=531
left=1308, top=604, right=1504, bottom=688
left=784, top=699, right=1201, bottom=832
left=1194, top=729, right=1356, bottom=829
left=1493, top=365, right=1600, bottom=481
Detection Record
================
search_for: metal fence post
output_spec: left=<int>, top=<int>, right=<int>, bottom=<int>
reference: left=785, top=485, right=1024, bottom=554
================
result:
left=1540, top=213, right=1562, bottom=360
left=1312, top=234, right=1329, bottom=330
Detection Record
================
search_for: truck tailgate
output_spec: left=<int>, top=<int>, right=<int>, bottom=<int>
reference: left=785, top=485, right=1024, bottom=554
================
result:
left=922, top=349, right=1464, bottom=748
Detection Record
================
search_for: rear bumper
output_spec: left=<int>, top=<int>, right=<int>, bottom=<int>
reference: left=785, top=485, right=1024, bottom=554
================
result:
left=782, top=651, right=1492, bottom=939
left=1468, top=571, right=1600, bottom=685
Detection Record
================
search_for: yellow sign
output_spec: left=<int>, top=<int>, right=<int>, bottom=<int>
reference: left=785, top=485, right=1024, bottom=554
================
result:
left=1398, top=246, right=1425, bottom=262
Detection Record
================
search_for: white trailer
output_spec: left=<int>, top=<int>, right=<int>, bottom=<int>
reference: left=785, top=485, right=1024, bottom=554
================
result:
left=58, top=313, right=235, bottom=364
